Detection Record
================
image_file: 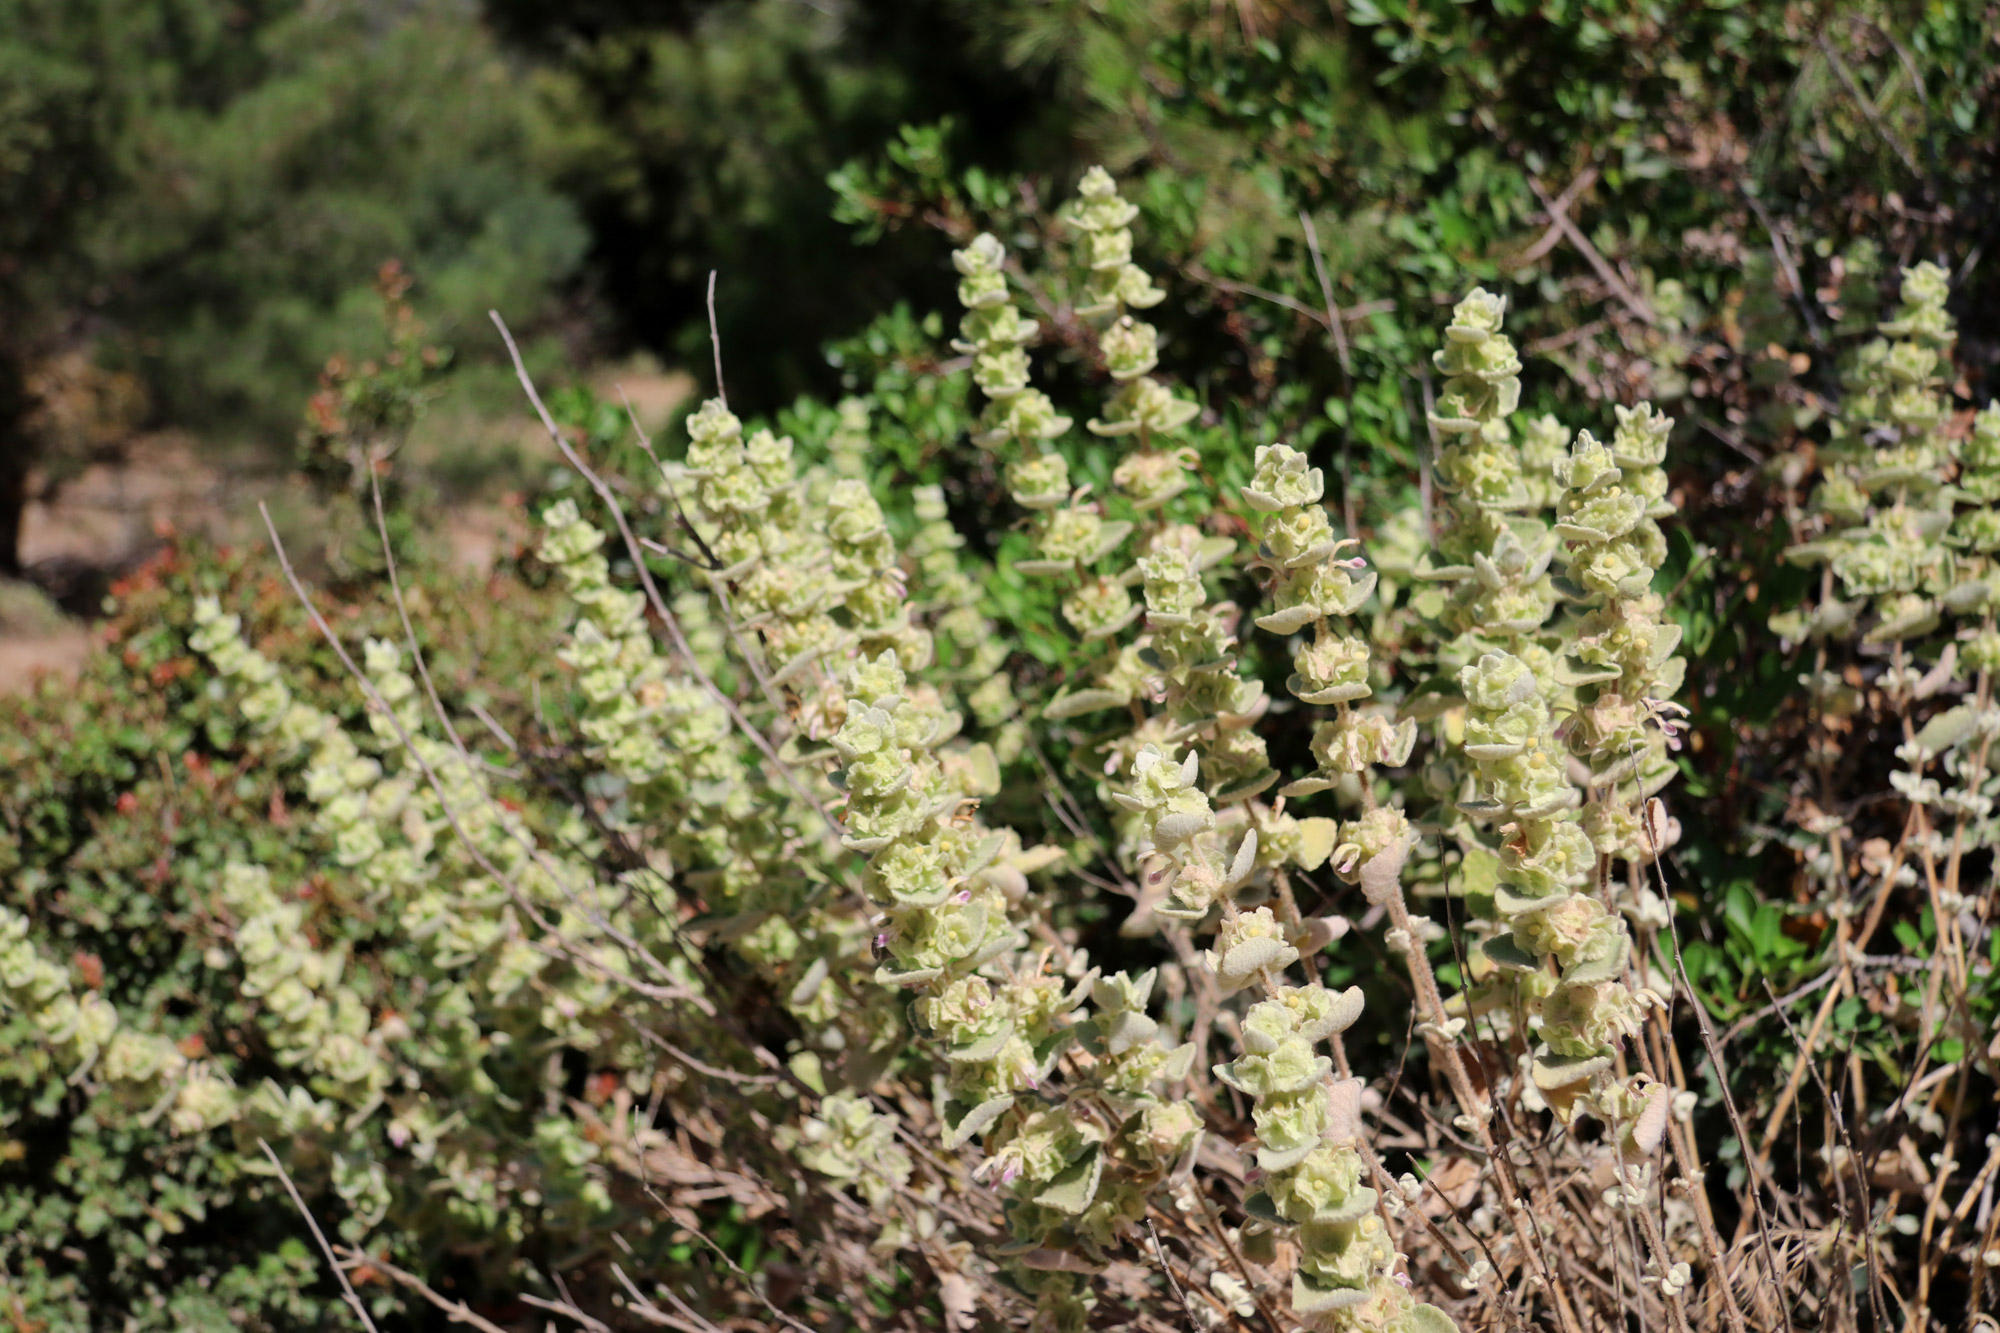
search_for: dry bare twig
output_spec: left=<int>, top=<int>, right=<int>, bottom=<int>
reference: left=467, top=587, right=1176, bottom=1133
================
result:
left=258, top=1139, right=381, bottom=1333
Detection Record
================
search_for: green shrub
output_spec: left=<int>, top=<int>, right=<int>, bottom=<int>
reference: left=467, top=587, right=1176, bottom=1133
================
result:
left=0, top=540, right=594, bottom=1327
left=5, top=98, right=1999, bottom=1333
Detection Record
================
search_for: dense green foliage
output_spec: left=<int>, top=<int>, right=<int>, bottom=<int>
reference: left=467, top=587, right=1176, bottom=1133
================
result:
left=0, top=0, right=586, bottom=571
left=499, top=0, right=1071, bottom=405
left=0, top=545, right=585, bottom=1326
left=3, top=2, right=2000, bottom=1331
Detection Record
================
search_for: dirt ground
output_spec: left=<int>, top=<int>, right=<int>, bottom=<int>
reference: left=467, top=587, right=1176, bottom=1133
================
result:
left=0, top=433, right=221, bottom=695
left=24, top=432, right=237, bottom=568
left=1, top=364, right=692, bottom=695
left=0, top=627, right=94, bottom=693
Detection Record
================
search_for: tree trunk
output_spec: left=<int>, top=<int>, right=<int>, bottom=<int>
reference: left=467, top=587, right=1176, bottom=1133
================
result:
left=0, top=355, right=30, bottom=579
left=0, top=444, right=25, bottom=579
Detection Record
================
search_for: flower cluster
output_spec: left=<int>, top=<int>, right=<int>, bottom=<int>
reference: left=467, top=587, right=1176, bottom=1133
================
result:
left=1783, top=263, right=1962, bottom=640
left=826, top=395, right=873, bottom=479
left=1243, top=443, right=1415, bottom=799
left=836, top=651, right=1211, bottom=1328
left=1218, top=990, right=1441, bottom=1332
left=786, top=1090, right=913, bottom=1211
left=955, top=167, right=1205, bottom=666
left=0, top=907, right=238, bottom=1136
left=1457, top=649, right=1641, bottom=1108
left=553, top=415, right=916, bottom=1057
left=216, top=862, right=389, bottom=1109
left=680, top=397, right=931, bottom=676
left=192, top=588, right=653, bottom=1246
left=1554, top=405, right=1687, bottom=869
left=1114, top=746, right=1260, bottom=923
left=1228, top=440, right=1457, bottom=1331
left=1774, top=262, right=2000, bottom=930
left=908, top=482, right=1006, bottom=683
left=836, top=652, right=1023, bottom=988
left=959, top=172, right=1435, bottom=1332
left=1133, top=525, right=1277, bottom=790
left=1062, top=166, right=1198, bottom=500
left=540, top=498, right=684, bottom=802
left=1418, top=291, right=1560, bottom=653
left=954, top=224, right=1140, bottom=644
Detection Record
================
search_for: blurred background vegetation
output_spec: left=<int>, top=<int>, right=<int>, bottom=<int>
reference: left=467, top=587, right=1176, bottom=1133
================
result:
left=3, top=0, right=1993, bottom=585
left=1, top=1, right=1997, bottom=1323
left=0, top=0, right=1084, bottom=594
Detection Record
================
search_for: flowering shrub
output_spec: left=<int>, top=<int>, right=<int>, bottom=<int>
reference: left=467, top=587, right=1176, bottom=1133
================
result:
left=3, top=159, right=1996, bottom=1333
